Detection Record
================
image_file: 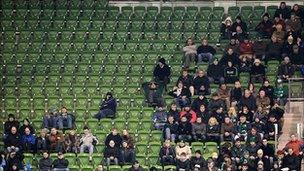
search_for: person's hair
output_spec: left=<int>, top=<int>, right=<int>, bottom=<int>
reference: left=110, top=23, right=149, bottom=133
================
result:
left=208, top=117, right=219, bottom=126
left=185, top=37, right=194, bottom=45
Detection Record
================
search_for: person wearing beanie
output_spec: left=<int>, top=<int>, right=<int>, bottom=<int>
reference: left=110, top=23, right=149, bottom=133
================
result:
left=94, top=92, right=117, bottom=120
left=153, top=58, right=171, bottom=91
left=255, top=13, right=274, bottom=38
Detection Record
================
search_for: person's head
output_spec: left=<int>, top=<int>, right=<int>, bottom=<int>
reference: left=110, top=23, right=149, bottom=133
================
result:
left=259, top=90, right=266, bottom=98
left=235, top=138, right=241, bottom=146
left=227, top=48, right=234, bottom=55
left=186, top=38, right=194, bottom=46
left=184, top=105, right=190, bottom=112
left=168, top=115, right=174, bottom=123
left=250, top=139, right=256, bottom=146
left=248, top=82, right=255, bottom=91
left=133, top=160, right=140, bottom=168
left=199, top=104, right=206, bottom=112
left=69, top=130, right=76, bottom=136
left=234, top=80, right=241, bottom=88
left=207, top=159, right=214, bottom=168
left=251, top=127, right=257, bottom=135
left=242, top=106, right=249, bottom=113
left=177, top=81, right=183, bottom=89
left=216, top=107, right=223, bottom=114
left=227, top=61, right=233, bottom=67
left=122, top=141, right=128, bottom=148
left=23, top=118, right=30, bottom=125
left=11, top=126, right=17, bottom=134
left=287, top=148, right=294, bottom=155
left=181, top=116, right=187, bottom=123
left=201, top=38, right=208, bottom=46
left=224, top=17, right=232, bottom=26
left=244, top=89, right=251, bottom=98
left=61, top=107, right=67, bottom=114
left=197, top=70, right=205, bottom=77
left=287, top=35, right=294, bottom=44
left=158, top=58, right=166, bottom=67
left=182, top=69, right=188, bottom=77
left=271, top=36, right=277, bottom=43
left=213, top=58, right=219, bottom=65
left=122, top=129, right=129, bottom=136
left=43, top=151, right=49, bottom=159
left=236, top=26, right=243, bottom=33
left=240, top=115, right=247, bottom=123
left=263, top=80, right=270, bottom=87
left=109, top=140, right=115, bottom=147
left=198, top=92, right=205, bottom=100
left=8, top=114, right=15, bottom=122
left=40, top=129, right=47, bottom=137
left=178, top=141, right=185, bottom=147
left=208, top=117, right=218, bottom=126
left=57, top=152, right=64, bottom=159
left=283, top=56, right=290, bottom=64
left=290, top=134, right=297, bottom=141
left=180, top=152, right=187, bottom=161
left=224, top=117, right=231, bottom=124
left=164, top=140, right=171, bottom=147
left=211, top=93, right=219, bottom=100
left=263, top=13, right=269, bottom=21
left=236, top=16, right=242, bottom=23
left=275, top=24, right=283, bottom=31
left=96, top=165, right=104, bottom=171
left=24, top=127, right=31, bottom=135
left=106, top=92, right=113, bottom=100
left=219, top=83, right=227, bottom=90
left=83, top=127, right=90, bottom=135
left=195, top=150, right=201, bottom=158
left=293, top=4, right=299, bottom=11
left=254, top=58, right=261, bottom=66
left=242, top=164, right=249, bottom=171
left=262, top=138, right=268, bottom=146
left=170, top=103, right=177, bottom=111
left=280, top=2, right=286, bottom=9
left=112, top=128, right=118, bottom=135
left=196, top=117, right=202, bottom=123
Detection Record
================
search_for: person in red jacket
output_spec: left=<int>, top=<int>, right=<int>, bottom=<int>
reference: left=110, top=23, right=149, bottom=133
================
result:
left=284, top=134, right=303, bottom=156
left=179, top=105, right=197, bottom=123
left=239, top=38, right=253, bottom=63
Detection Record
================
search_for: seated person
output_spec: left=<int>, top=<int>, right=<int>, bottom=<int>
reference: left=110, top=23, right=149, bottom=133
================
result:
left=190, top=150, right=206, bottom=169
left=191, top=93, right=208, bottom=113
left=217, top=83, right=230, bottom=108
left=105, top=128, right=122, bottom=148
left=265, top=36, right=282, bottom=64
left=104, top=140, right=121, bottom=166
left=94, top=92, right=117, bottom=120
left=274, top=2, right=291, bottom=20
left=230, top=80, right=243, bottom=105
left=224, top=61, right=239, bottom=84
left=250, top=59, right=266, bottom=83
left=252, top=39, right=267, bottom=59
left=196, top=38, right=216, bottom=64
left=43, top=108, right=59, bottom=130
left=128, top=161, right=144, bottom=171
left=231, top=16, right=248, bottom=33
left=176, top=152, right=191, bottom=171
left=278, top=56, right=295, bottom=81
left=168, top=81, right=191, bottom=108
left=255, top=13, right=273, bottom=38
left=232, top=26, right=247, bottom=42
left=4, top=126, right=21, bottom=153
left=19, top=118, right=35, bottom=136
left=142, top=81, right=164, bottom=107
left=39, top=151, right=53, bottom=171
left=153, top=58, right=171, bottom=90
left=231, top=138, right=246, bottom=164
left=21, top=127, right=36, bottom=153
left=208, top=93, right=226, bottom=112
left=177, top=117, right=192, bottom=142
left=206, top=117, right=221, bottom=144
left=177, top=69, right=194, bottom=92
left=163, top=115, right=178, bottom=142
left=4, top=114, right=20, bottom=135
left=192, top=70, right=210, bottom=95
left=239, top=89, right=257, bottom=112
left=36, top=130, right=51, bottom=154
left=175, top=141, right=192, bottom=160
left=239, top=38, right=253, bottom=62
left=121, top=141, right=135, bottom=165
left=159, top=140, right=176, bottom=166
left=272, top=24, right=285, bottom=44
left=256, top=90, right=271, bottom=115
left=220, top=16, right=233, bottom=39
left=58, top=107, right=74, bottom=130
left=80, top=127, right=99, bottom=161
left=207, top=58, right=225, bottom=84
left=220, top=48, right=241, bottom=68
left=221, top=116, right=234, bottom=141
left=182, top=38, right=197, bottom=68
left=179, top=105, right=197, bottom=123
left=192, top=117, right=206, bottom=142
left=152, top=105, right=168, bottom=130
left=52, top=152, right=69, bottom=171
left=235, top=114, right=251, bottom=141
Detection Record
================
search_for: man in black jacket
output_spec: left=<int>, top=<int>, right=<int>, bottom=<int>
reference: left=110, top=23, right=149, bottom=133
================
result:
left=105, top=128, right=122, bottom=148
left=104, top=140, right=121, bottom=166
left=197, top=38, right=216, bottom=64
left=190, top=150, right=206, bottom=169
left=192, top=70, right=210, bottom=95
left=159, top=140, right=176, bottom=166
left=39, top=151, right=52, bottom=171
left=4, top=114, right=19, bottom=135
left=282, top=148, right=300, bottom=171
left=163, top=115, right=178, bottom=142
left=153, top=58, right=171, bottom=91
left=177, top=117, right=192, bottom=142
left=207, top=58, right=225, bottom=84
left=4, top=126, right=21, bottom=153
left=278, top=56, right=295, bottom=81
left=52, top=152, right=69, bottom=171
left=191, top=92, right=209, bottom=113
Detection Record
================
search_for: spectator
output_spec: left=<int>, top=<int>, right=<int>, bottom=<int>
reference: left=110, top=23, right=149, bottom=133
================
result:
left=261, top=138, right=275, bottom=159
left=246, top=127, right=262, bottom=145
left=230, top=80, right=243, bottom=105
left=104, top=140, right=121, bottom=166
left=252, top=39, right=267, bottom=59
left=21, top=127, right=36, bottom=152
left=273, top=15, right=286, bottom=29
left=152, top=105, right=167, bottom=130
left=221, top=116, right=234, bottom=141
left=179, top=105, right=197, bottom=123
left=233, top=26, right=247, bottom=42
left=250, top=59, right=266, bottom=83
left=52, top=152, right=69, bottom=171
left=175, top=141, right=191, bottom=160
left=105, top=128, right=122, bottom=148
left=224, top=61, right=239, bottom=84
left=255, top=13, right=274, bottom=38
left=121, top=141, right=135, bottom=165
left=176, top=152, right=191, bottom=171
left=58, top=107, right=74, bottom=130
left=192, top=70, right=210, bottom=95
left=246, top=138, right=260, bottom=159
left=231, top=138, right=246, bottom=164
left=259, top=80, right=275, bottom=103
left=239, top=89, right=257, bottom=112
left=94, top=92, right=117, bottom=120
left=128, top=161, right=144, bottom=171
left=232, top=16, right=248, bottom=33
left=220, top=16, right=233, bottom=39
left=39, top=151, right=52, bottom=171
left=48, top=128, right=61, bottom=152
left=153, top=58, right=171, bottom=90
left=282, top=35, right=296, bottom=56
left=42, top=109, right=59, bottom=130
left=290, top=44, right=304, bottom=66
left=177, top=117, right=192, bottom=142
left=265, top=36, right=283, bottom=64
left=196, top=104, right=209, bottom=124
left=203, top=158, right=219, bottom=171
left=163, top=115, right=178, bottom=142
left=220, top=48, right=241, bottom=68
left=121, top=130, right=134, bottom=149
left=79, top=127, right=98, bottom=161
left=36, top=129, right=50, bottom=154
left=282, top=148, right=300, bottom=171
left=190, top=150, right=206, bottom=170
left=209, top=107, right=226, bottom=124
left=177, top=69, right=194, bottom=93
left=256, top=90, right=271, bottom=114
left=226, top=36, right=240, bottom=55
left=208, top=93, right=226, bottom=112
left=217, top=83, right=230, bottom=108
left=168, top=81, right=191, bottom=108
left=278, top=56, right=295, bottom=81
left=255, top=149, right=271, bottom=170
left=168, top=103, right=180, bottom=123
left=291, top=4, right=304, bottom=24
left=207, top=58, right=225, bottom=84
left=19, top=118, right=35, bottom=136
left=197, top=38, right=216, bottom=64
left=235, top=114, right=251, bottom=141
left=272, top=24, right=285, bottom=44
left=4, top=114, right=19, bottom=135
left=239, top=106, right=254, bottom=122
left=192, top=117, right=206, bottom=142
left=142, top=81, right=163, bottom=107
left=65, top=130, right=80, bottom=153
left=274, top=2, right=291, bottom=20
left=191, top=92, right=208, bottom=113
left=96, top=165, right=105, bottom=171
left=182, top=38, right=197, bottom=68
left=248, top=82, right=257, bottom=97
left=284, top=134, right=303, bottom=156
left=159, top=140, right=176, bottom=165
left=206, top=117, right=221, bottom=143
left=4, top=126, right=21, bottom=152
left=239, top=38, right=253, bottom=62
left=6, top=151, right=23, bottom=171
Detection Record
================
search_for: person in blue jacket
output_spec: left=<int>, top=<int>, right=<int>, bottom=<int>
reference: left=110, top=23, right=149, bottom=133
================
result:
left=95, top=92, right=117, bottom=120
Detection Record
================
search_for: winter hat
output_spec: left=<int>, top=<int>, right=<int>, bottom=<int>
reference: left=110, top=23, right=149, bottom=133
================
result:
left=158, top=58, right=166, bottom=65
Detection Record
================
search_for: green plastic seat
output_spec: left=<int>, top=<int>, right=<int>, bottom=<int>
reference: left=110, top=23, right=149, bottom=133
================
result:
left=240, top=6, right=253, bottom=22
left=185, top=6, right=198, bottom=19
left=212, top=7, right=224, bottom=21
left=198, top=7, right=212, bottom=21
left=108, top=165, right=122, bottom=171
left=267, top=5, right=278, bottom=18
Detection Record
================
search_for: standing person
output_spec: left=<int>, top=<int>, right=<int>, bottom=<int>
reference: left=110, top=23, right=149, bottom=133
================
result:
left=197, top=38, right=216, bottom=64
left=182, top=38, right=197, bottom=68
left=79, top=127, right=99, bottom=161
left=94, top=92, right=117, bottom=120
left=52, top=152, right=69, bottom=171
left=153, top=58, right=171, bottom=92
left=39, top=151, right=52, bottom=171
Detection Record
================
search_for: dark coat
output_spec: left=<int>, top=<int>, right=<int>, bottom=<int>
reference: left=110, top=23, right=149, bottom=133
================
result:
left=4, top=120, right=19, bottom=134
left=153, top=64, right=171, bottom=81
left=177, top=75, right=193, bottom=88
left=4, top=133, right=21, bottom=148
left=197, top=45, right=216, bottom=55
left=105, top=133, right=123, bottom=148
left=178, top=122, right=192, bottom=135
left=52, top=158, right=69, bottom=169
left=104, top=146, right=121, bottom=158
left=282, top=154, right=300, bottom=170
left=193, top=76, right=210, bottom=94
left=207, top=63, right=224, bottom=79
left=176, top=159, right=191, bottom=171
left=39, top=157, right=53, bottom=171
